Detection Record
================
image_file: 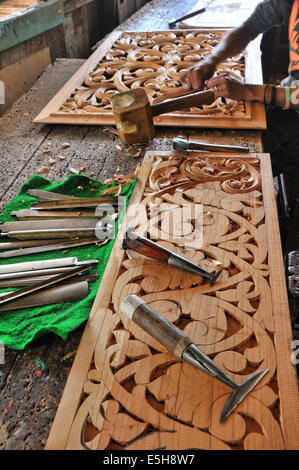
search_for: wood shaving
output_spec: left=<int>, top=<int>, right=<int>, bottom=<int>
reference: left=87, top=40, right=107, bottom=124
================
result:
left=69, top=167, right=80, bottom=174
left=48, top=157, right=56, bottom=165
left=38, top=166, right=49, bottom=174
left=101, top=165, right=140, bottom=195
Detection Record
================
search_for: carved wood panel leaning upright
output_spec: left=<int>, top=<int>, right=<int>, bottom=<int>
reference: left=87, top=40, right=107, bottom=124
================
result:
left=45, top=151, right=299, bottom=450
left=34, top=31, right=266, bottom=129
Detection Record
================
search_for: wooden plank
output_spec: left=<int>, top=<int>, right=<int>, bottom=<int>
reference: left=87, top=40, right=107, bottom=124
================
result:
left=0, top=47, right=51, bottom=115
left=33, top=31, right=122, bottom=124
left=45, top=151, right=299, bottom=450
left=33, top=29, right=266, bottom=130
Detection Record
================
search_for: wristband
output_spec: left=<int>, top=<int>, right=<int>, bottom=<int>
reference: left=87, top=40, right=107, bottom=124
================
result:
left=270, top=86, right=276, bottom=106
left=283, top=87, right=291, bottom=110
left=264, top=85, right=275, bottom=105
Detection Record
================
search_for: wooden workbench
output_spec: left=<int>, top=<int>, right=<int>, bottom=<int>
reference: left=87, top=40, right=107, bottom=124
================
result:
left=0, top=0, right=263, bottom=450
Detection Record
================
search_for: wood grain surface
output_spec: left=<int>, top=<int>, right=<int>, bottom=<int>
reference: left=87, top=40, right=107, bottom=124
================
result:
left=45, top=151, right=299, bottom=450
left=34, top=29, right=266, bottom=129
left=0, top=0, right=265, bottom=450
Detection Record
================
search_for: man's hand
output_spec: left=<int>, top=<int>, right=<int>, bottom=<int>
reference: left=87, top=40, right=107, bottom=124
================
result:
left=180, top=60, right=216, bottom=91
left=205, top=74, right=249, bottom=101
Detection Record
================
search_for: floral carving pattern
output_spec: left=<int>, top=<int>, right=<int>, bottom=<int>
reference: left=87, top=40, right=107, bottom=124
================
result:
left=59, top=31, right=247, bottom=119
left=66, top=153, right=287, bottom=450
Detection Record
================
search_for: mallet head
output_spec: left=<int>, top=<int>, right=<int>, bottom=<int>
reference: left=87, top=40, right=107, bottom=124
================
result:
left=110, top=89, right=155, bottom=145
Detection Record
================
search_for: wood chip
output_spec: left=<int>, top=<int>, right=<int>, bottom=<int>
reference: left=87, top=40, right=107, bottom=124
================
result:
left=38, top=166, right=49, bottom=174
left=48, top=157, right=56, bottom=165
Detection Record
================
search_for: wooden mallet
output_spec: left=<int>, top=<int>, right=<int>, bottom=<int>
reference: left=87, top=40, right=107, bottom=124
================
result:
left=110, top=88, right=215, bottom=145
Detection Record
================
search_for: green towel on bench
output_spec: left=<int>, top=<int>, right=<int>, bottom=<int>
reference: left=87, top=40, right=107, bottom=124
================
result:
left=0, top=174, right=136, bottom=350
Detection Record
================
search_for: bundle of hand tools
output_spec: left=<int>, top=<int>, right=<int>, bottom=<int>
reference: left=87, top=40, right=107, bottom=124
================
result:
left=0, top=189, right=124, bottom=311
left=0, top=189, right=123, bottom=258
left=0, top=257, right=98, bottom=311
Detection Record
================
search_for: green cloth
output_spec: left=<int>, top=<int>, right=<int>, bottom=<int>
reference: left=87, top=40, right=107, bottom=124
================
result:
left=0, top=174, right=136, bottom=350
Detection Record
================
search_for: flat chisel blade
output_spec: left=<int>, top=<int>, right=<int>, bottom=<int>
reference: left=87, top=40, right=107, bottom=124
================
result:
left=0, top=238, right=99, bottom=259
left=0, top=257, right=78, bottom=275
left=10, top=209, right=98, bottom=220
left=0, top=218, right=99, bottom=233
left=27, top=189, right=80, bottom=201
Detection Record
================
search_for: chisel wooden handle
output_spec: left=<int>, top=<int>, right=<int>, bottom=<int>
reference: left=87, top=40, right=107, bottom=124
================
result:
left=123, top=230, right=170, bottom=262
left=151, top=90, right=215, bottom=117
left=120, top=294, right=193, bottom=358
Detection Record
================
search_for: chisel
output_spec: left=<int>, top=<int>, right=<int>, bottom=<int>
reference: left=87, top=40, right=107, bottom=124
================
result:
left=0, top=238, right=101, bottom=259
left=0, top=274, right=99, bottom=288
left=0, top=265, right=91, bottom=307
left=0, top=239, right=62, bottom=250
left=1, top=228, right=98, bottom=239
left=0, top=257, right=78, bottom=275
left=0, top=218, right=99, bottom=233
left=123, top=229, right=222, bottom=286
left=31, top=196, right=121, bottom=210
left=27, top=189, right=80, bottom=201
left=0, top=280, right=89, bottom=311
left=10, top=209, right=99, bottom=220
left=0, top=260, right=98, bottom=280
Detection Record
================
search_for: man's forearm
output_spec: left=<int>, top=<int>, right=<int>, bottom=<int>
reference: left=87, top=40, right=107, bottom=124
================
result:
left=246, top=85, right=299, bottom=109
left=206, top=23, right=253, bottom=66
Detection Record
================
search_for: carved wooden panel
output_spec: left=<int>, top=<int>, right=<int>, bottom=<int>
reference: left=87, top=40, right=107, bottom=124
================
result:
left=34, top=30, right=266, bottom=129
left=45, top=152, right=299, bottom=450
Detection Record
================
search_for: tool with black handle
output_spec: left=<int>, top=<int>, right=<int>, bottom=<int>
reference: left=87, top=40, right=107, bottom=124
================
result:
left=168, top=7, right=206, bottom=27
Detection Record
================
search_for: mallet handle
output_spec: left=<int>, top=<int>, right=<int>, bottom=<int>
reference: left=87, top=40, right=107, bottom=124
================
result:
left=151, top=90, right=215, bottom=117
left=120, top=295, right=193, bottom=357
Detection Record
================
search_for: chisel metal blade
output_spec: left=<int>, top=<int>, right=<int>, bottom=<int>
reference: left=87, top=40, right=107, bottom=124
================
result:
left=0, top=274, right=99, bottom=288
left=0, top=260, right=98, bottom=280
left=0, top=218, right=99, bottom=233
left=27, top=189, right=80, bottom=201
left=0, top=239, right=62, bottom=250
left=10, top=209, right=99, bottom=220
left=0, top=280, right=89, bottom=311
left=0, top=257, right=78, bottom=275
left=1, top=228, right=98, bottom=239
left=0, top=238, right=100, bottom=259
left=31, top=196, right=121, bottom=210
left=0, top=265, right=91, bottom=307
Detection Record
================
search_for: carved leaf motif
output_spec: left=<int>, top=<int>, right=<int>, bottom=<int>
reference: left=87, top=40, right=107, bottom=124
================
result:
left=148, top=362, right=216, bottom=429
left=101, top=400, right=147, bottom=445
left=111, top=330, right=151, bottom=368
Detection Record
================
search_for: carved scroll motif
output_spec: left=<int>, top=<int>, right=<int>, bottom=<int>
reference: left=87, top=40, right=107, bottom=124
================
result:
left=66, top=153, right=286, bottom=450
left=60, top=31, right=246, bottom=118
